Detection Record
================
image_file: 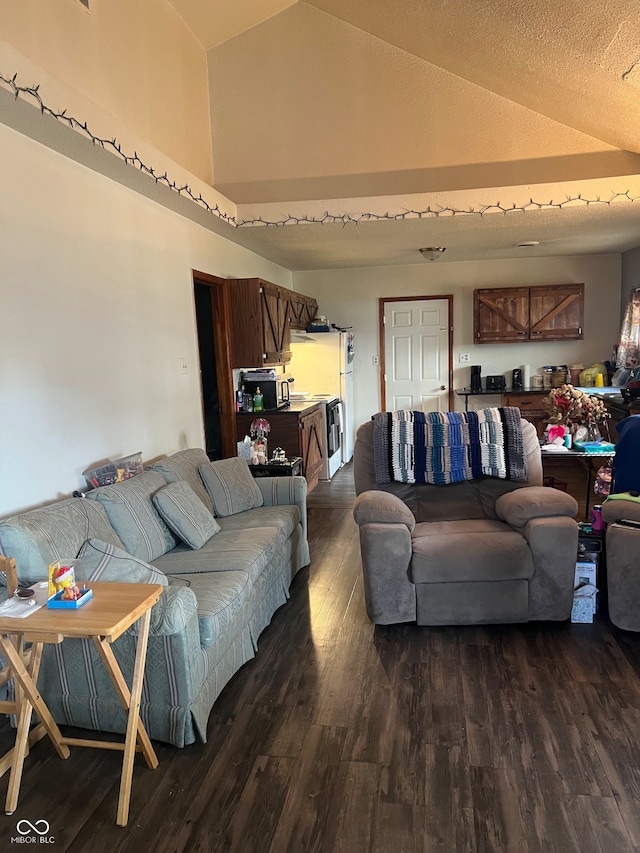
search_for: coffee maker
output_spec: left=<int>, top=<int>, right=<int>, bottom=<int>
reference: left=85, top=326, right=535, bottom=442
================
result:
left=512, top=368, right=523, bottom=391
left=470, top=365, right=482, bottom=393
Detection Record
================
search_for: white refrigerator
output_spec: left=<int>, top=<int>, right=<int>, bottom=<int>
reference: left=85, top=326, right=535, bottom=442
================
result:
left=289, top=331, right=355, bottom=464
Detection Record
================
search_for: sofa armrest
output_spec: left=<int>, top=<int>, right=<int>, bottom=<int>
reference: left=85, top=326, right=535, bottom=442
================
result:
left=602, top=494, right=640, bottom=525
left=127, top=585, right=198, bottom=637
left=255, top=475, right=308, bottom=539
left=353, top=490, right=416, bottom=531
left=495, top=486, right=577, bottom=528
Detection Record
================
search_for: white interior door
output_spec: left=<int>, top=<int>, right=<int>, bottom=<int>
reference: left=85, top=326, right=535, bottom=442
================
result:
left=383, top=298, right=450, bottom=412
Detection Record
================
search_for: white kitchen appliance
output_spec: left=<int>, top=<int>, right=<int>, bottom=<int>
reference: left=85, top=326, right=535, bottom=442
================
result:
left=290, top=331, right=355, bottom=466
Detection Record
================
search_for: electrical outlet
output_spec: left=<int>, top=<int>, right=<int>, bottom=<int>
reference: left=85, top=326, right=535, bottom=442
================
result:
left=372, top=355, right=380, bottom=366
left=459, top=352, right=471, bottom=363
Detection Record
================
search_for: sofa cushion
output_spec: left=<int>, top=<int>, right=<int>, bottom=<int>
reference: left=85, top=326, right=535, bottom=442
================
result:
left=152, top=526, right=283, bottom=583
left=198, top=458, right=263, bottom=517
left=171, top=572, right=252, bottom=649
left=410, top=519, right=534, bottom=584
left=216, top=505, right=300, bottom=540
left=153, top=482, right=221, bottom=550
left=85, top=470, right=177, bottom=562
left=0, top=498, right=124, bottom=584
left=152, top=448, right=213, bottom=513
left=76, top=539, right=168, bottom=586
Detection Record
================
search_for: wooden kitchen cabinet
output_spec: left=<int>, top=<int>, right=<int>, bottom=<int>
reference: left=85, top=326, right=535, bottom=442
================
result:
left=474, top=283, right=584, bottom=343
left=236, top=404, right=325, bottom=492
left=298, top=406, right=324, bottom=491
left=229, top=278, right=292, bottom=367
left=528, top=284, right=584, bottom=341
left=474, top=287, right=529, bottom=343
left=288, top=292, right=318, bottom=330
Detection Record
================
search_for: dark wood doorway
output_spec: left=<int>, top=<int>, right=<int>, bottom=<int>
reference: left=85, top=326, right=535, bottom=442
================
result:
left=192, top=271, right=235, bottom=460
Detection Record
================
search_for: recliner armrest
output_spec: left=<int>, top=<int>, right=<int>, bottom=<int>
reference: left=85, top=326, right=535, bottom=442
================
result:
left=495, top=486, right=578, bottom=528
left=353, top=490, right=416, bottom=531
left=602, top=494, right=640, bottom=525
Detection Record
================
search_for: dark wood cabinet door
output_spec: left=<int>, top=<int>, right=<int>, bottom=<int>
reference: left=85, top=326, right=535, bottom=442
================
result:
left=230, top=279, right=292, bottom=367
left=529, top=283, right=584, bottom=341
left=230, top=279, right=266, bottom=368
left=474, top=288, right=530, bottom=343
left=288, top=293, right=318, bottom=330
left=301, top=297, right=318, bottom=329
left=299, top=406, right=324, bottom=492
left=260, top=283, right=291, bottom=364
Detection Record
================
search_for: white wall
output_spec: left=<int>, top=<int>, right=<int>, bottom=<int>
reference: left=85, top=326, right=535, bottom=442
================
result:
left=0, top=123, right=291, bottom=516
left=293, top=255, right=621, bottom=442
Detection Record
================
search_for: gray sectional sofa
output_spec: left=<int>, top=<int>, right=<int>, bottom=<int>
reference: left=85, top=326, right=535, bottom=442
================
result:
left=0, top=449, right=310, bottom=746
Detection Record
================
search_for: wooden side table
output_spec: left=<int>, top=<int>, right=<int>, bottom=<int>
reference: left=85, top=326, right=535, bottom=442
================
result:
left=0, top=581, right=163, bottom=826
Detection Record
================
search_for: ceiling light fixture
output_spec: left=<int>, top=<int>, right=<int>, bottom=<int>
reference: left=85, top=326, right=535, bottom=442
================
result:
left=518, top=241, right=540, bottom=248
left=419, top=247, right=446, bottom=261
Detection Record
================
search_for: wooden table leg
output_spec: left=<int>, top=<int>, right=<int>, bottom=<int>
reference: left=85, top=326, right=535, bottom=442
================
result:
left=0, top=637, right=70, bottom=815
left=93, top=608, right=157, bottom=826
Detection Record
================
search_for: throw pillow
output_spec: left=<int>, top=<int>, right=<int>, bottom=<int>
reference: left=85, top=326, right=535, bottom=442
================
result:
left=152, top=482, right=221, bottom=549
left=75, top=539, right=168, bottom=586
left=85, top=470, right=176, bottom=562
left=198, top=458, right=264, bottom=518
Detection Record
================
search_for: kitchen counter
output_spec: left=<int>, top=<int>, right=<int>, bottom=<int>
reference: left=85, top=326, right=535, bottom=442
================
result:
left=237, top=401, right=320, bottom=416
left=456, top=387, right=548, bottom=397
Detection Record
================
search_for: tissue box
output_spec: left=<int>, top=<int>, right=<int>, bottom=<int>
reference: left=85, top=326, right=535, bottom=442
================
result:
left=237, top=441, right=251, bottom=461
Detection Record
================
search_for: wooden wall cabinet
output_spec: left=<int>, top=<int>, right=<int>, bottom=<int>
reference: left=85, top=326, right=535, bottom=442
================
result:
left=228, top=279, right=318, bottom=366
left=288, top=292, right=318, bottom=330
left=229, top=278, right=292, bottom=367
left=474, top=284, right=584, bottom=343
left=236, top=404, right=325, bottom=492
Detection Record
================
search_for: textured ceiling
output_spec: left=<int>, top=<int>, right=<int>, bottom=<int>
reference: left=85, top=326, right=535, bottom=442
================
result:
left=169, top=0, right=640, bottom=269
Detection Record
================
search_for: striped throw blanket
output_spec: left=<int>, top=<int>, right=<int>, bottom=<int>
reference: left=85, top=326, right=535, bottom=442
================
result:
left=373, top=407, right=527, bottom=485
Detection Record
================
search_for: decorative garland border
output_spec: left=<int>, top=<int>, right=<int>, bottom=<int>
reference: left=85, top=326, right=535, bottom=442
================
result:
left=2, top=71, right=638, bottom=230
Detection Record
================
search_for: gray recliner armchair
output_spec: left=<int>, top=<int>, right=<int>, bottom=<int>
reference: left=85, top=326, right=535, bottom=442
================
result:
left=352, top=418, right=579, bottom=626
left=602, top=495, right=640, bottom=631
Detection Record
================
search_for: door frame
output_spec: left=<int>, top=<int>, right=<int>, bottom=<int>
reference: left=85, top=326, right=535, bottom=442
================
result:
left=379, top=295, right=454, bottom=412
left=192, top=270, right=236, bottom=459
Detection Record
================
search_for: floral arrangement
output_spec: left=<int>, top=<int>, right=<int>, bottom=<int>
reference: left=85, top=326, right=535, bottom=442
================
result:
left=250, top=418, right=271, bottom=439
left=545, top=384, right=609, bottom=426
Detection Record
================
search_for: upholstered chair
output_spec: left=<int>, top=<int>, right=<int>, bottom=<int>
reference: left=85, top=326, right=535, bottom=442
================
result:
left=352, top=417, right=579, bottom=626
left=601, top=495, right=640, bottom=631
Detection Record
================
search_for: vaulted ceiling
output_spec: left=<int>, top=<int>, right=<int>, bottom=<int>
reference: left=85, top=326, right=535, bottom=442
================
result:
left=169, top=0, right=640, bottom=268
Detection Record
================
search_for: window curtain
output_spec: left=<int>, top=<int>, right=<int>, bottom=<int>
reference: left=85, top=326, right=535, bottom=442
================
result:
left=616, top=287, right=640, bottom=368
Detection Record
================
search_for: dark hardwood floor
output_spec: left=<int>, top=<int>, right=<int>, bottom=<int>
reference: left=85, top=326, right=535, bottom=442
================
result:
left=1, top=464, right=640, bottom=852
